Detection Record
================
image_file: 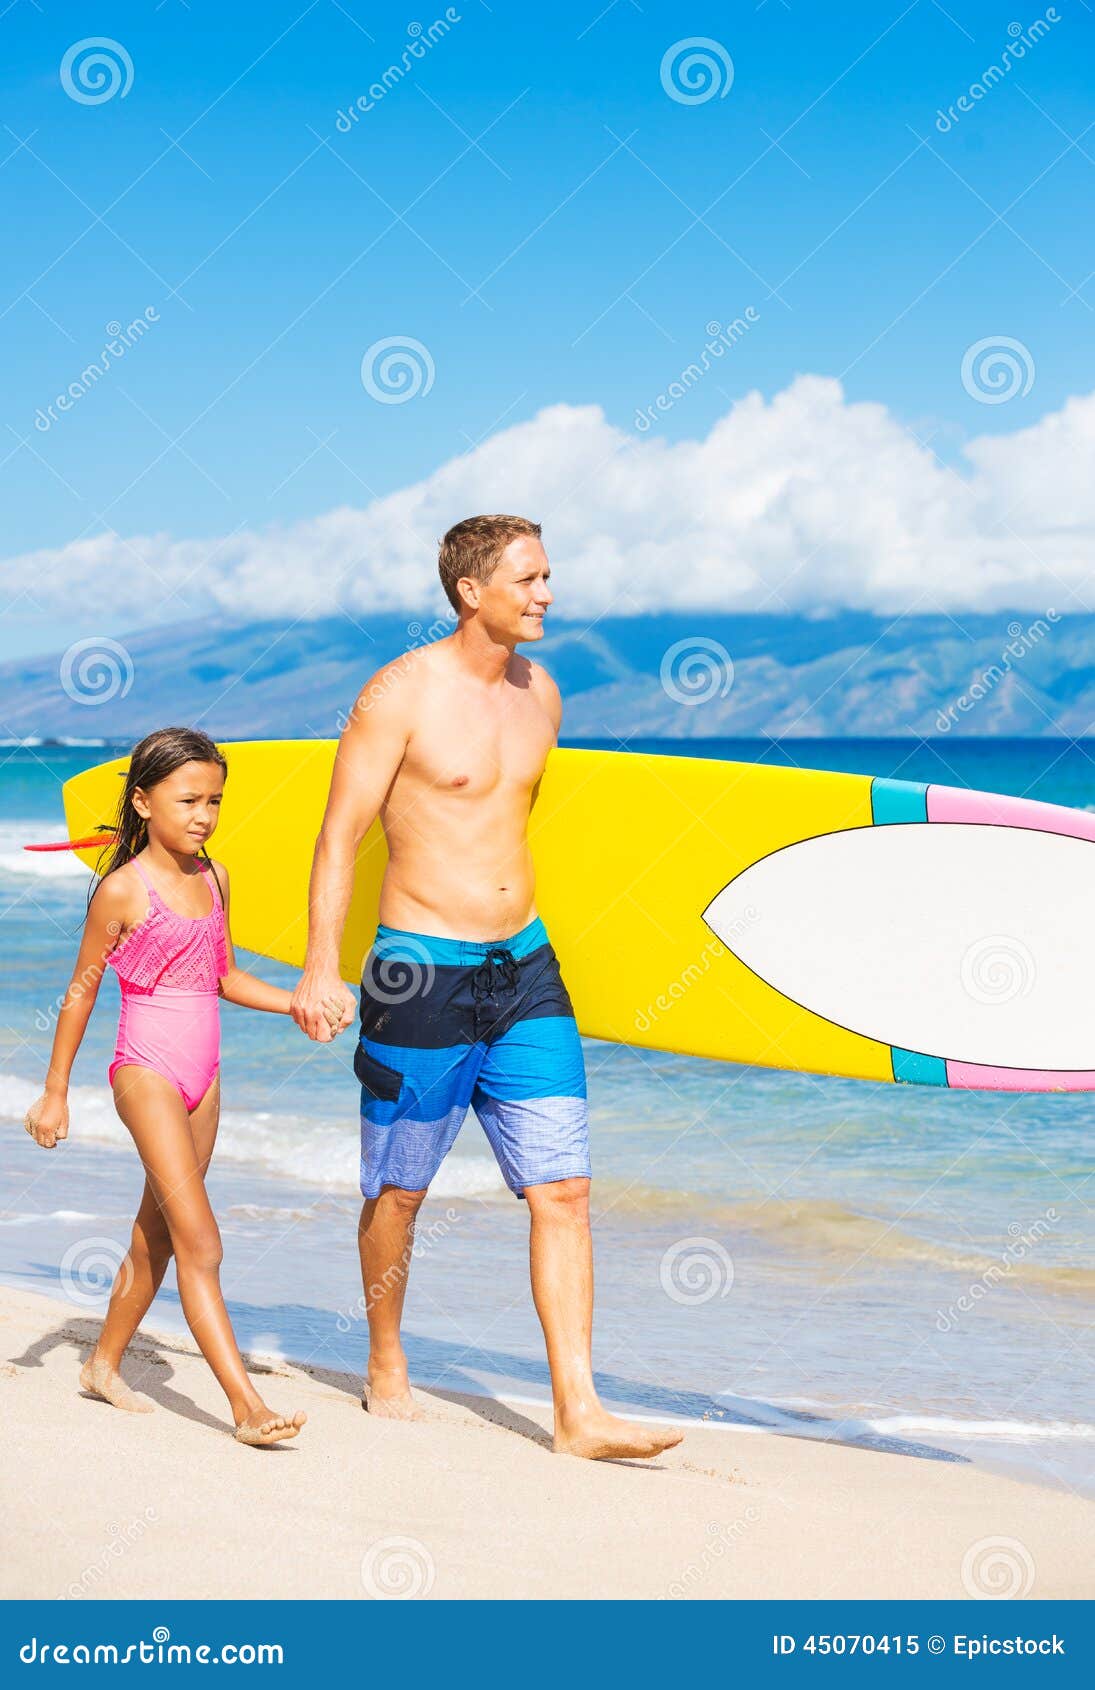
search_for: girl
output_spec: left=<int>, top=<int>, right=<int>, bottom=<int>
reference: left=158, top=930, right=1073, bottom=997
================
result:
left=24, top=726, right=341, bottom=1446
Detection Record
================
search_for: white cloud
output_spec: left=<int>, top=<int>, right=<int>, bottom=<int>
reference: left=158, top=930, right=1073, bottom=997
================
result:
left=5, top=375, right=1094, bottom=623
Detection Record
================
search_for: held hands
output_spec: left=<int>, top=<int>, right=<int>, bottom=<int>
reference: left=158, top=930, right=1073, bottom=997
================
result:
left=322, top=996, right=349, bottom=1035
left=291, top=971, right=357, bottom=1043
left=24, top=1092, right=69, bottom=1150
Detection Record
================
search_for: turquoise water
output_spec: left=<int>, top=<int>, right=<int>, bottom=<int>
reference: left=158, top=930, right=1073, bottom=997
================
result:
left=2, top=739, right=1093, bottom=1495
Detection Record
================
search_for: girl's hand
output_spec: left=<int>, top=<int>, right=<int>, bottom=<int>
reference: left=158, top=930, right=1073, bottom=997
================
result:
left=24, top=1092, right=70, bottom=1149
left=323, top=997, right=349, bottom=1037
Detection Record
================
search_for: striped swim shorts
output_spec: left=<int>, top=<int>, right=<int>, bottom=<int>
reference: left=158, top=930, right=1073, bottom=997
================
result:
left=355, top=916, right=591, bottom=1200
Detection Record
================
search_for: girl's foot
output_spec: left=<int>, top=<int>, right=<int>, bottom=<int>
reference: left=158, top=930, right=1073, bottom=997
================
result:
left=79, top=1355, right=155, bottom=1414
left=233, top=1405, right=307, bottom=1446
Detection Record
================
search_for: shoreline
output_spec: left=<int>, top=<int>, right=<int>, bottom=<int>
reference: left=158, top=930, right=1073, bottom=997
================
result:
left=3, top=1106, right=1094, bottom=1506
left=3, top=1284, right=1093, bottom=1600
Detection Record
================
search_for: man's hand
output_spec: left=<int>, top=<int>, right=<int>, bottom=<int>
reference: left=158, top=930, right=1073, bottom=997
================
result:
left=291, top=970, right=356, bottom=1043
left=25, top=1091, right=69, bottom=1149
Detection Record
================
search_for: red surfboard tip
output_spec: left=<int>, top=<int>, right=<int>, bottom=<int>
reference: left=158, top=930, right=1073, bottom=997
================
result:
left=23, top=832, right=117, bottom=853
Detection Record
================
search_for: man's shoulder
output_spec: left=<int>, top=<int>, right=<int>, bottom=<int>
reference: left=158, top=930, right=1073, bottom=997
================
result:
left=523, top=656, right=560, bottom=699
left=352, top=645, right=434, bottom=717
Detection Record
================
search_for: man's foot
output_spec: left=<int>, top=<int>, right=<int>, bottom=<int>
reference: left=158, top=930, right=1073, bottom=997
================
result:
left=553, top=1409, right=684, bottom=1462
left=79, top=1355, right=154, bottom=1414
left=362, top=1360, right=424, bottom=1422
left=234, top=1406, right=307, bottom=1446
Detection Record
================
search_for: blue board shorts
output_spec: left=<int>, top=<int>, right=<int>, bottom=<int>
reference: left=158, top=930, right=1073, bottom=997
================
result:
left=355, top=916, right=591, bottom=1200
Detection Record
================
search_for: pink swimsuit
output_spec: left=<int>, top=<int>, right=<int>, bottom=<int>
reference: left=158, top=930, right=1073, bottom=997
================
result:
left=106, top=856, right=228, bottom=1111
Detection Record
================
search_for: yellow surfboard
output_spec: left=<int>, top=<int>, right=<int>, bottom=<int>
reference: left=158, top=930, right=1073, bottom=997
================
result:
left=61, top=741, right=1095, bottom=1092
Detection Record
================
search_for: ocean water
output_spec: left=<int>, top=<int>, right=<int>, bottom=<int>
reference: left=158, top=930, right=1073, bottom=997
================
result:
left=1, top=738, right=1093, bottom=1497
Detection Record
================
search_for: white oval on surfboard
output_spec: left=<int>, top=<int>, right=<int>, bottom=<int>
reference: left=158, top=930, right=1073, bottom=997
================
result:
left=702, top=822, right=1095, bottom=1072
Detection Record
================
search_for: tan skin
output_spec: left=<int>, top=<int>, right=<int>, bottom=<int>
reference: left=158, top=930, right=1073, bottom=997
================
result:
left=22, top=761, right=335, bottom=1446
left=291, top=536, right=683, bottom=1461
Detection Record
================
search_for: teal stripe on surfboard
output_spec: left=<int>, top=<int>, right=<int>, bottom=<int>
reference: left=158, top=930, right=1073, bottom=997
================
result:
left=871, top=778, right=929, bottom=825
left=892, top=1047, right=948, bottom=1086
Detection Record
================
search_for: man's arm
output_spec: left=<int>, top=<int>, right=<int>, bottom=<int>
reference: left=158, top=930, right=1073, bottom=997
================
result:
left=291, top=665, right=412, bottom=1042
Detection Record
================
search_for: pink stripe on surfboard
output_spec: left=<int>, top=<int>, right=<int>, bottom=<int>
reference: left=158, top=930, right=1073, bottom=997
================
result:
left=926, top=783, right=1095, bottom=841
left=946, top=1060, right=1095, bottom=1093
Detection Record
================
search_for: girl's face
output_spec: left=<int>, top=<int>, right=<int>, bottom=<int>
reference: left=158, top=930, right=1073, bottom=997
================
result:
left=132, top=760, right=225, bottom=853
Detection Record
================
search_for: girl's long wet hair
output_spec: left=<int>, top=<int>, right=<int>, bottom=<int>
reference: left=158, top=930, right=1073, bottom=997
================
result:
left=87, top=726, right=229, bottom=914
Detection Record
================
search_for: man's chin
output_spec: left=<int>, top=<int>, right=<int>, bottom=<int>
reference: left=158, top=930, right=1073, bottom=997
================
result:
left=518, top=617, right=545, bottom=641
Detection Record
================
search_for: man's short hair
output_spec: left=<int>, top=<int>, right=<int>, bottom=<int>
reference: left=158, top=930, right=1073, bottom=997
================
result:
left=438, top=514, right=542, bottom=612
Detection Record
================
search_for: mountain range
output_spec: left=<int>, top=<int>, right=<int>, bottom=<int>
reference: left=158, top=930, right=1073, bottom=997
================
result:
left=0, top=609, right=1088, bottom=741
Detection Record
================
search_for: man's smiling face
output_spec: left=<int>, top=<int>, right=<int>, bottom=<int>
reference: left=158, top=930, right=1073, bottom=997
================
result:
left=472, top=534, right=553, bottom=643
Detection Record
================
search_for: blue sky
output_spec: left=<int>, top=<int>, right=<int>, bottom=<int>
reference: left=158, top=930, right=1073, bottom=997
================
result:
left=2, top=0, right=1093, bottom=657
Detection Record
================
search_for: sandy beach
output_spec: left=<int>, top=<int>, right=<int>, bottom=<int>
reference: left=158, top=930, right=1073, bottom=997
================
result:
left=3, top=1284, right=1092, bottom=1602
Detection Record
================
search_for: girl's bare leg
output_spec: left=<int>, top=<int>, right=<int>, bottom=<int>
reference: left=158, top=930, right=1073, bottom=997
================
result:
left=92, top=1066, right=305, bottom=1445
left=84, top=1078, right=222, bottom=1411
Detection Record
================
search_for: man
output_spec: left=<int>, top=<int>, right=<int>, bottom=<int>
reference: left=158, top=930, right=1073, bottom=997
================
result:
left=291, top=514, right=681, bottom=1461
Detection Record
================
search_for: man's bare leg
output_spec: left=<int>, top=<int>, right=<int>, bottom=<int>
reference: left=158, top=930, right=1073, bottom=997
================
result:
left=358, top=1184, right=428, bottom=1420
left=525, top=1177, right=683, bottom=1460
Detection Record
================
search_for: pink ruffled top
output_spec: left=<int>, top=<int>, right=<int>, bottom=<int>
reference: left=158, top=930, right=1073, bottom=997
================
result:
left=105, top=856, right=228, bottom=994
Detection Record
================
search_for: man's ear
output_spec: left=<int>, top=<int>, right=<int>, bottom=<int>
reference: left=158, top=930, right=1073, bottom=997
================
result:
left=456, top=577, right=479, bottom=612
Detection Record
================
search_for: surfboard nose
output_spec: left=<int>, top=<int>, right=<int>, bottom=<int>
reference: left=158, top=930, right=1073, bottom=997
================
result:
left=702, top=821, right=1095, bottom=1077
